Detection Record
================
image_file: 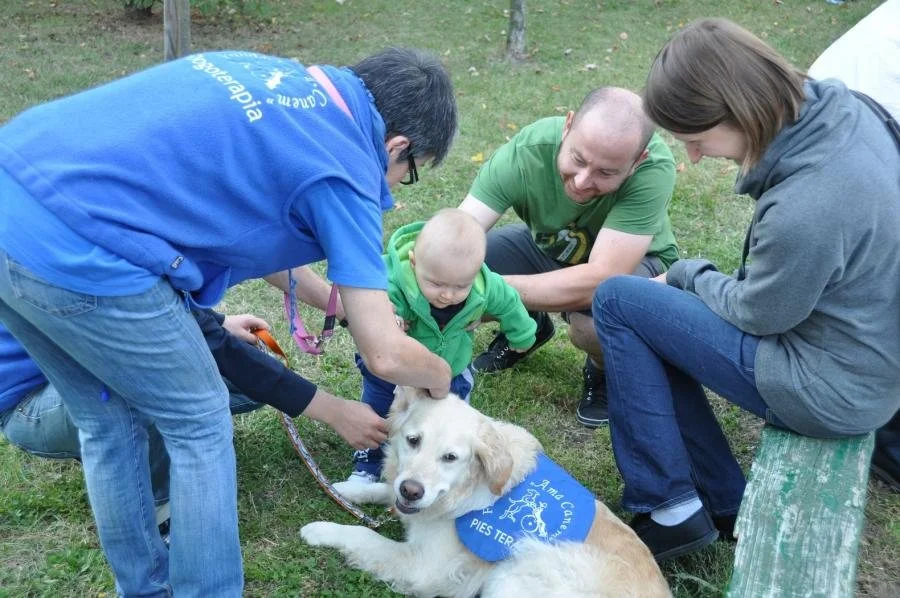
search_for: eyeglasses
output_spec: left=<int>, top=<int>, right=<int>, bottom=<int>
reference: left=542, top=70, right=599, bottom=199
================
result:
left=400, top=150, right=419, bottom=185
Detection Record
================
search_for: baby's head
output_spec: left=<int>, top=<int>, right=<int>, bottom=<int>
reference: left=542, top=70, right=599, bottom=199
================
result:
left=409, top=208, right=486, bottom=308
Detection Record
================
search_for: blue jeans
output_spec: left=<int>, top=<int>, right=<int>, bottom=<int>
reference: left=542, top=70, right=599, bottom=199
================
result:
left=353, top=355, right=475, bottom=477
left=0, top=251, right=242, bottom=597
left=593, top=276, right=787, bottom=517
left=0, top=383, right=169, bottom=506
left=0, top=381, right=262, bottom=508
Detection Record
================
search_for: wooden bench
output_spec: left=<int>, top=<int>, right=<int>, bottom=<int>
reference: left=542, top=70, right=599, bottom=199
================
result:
left=726, top=426, right=874, bottom=597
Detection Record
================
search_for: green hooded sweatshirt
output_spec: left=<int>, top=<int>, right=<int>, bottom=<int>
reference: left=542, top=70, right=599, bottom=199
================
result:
left=385, top=222, right=537, bottom=377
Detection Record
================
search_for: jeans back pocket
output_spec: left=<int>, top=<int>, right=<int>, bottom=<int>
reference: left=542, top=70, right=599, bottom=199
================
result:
left=6, top=256, right=98, bottom=317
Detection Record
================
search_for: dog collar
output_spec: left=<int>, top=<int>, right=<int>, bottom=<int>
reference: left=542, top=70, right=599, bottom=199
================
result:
left=455, top=453, right=596, bottom=562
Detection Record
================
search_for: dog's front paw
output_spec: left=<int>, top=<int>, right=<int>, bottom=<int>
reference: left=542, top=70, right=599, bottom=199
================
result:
left=333, top=480, right=393, bottom=505
left=300, top=521, right=344, bottom=547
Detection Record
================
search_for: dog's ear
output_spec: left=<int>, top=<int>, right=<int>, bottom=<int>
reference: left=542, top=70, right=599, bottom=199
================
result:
left=387, top=386, right=423, bottom=432
left=390, top=386, right=427, bottom=417
left=475, top=420, right=514, bottom=495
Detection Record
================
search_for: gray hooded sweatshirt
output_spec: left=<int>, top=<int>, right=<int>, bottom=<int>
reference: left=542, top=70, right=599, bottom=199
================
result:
left=667, top=79, right=900, bottom=438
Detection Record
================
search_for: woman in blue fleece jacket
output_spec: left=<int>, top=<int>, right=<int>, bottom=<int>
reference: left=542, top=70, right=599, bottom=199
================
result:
left=0, top=48, right=457, bottom=595
left=591, top=18, right=900, bottom=562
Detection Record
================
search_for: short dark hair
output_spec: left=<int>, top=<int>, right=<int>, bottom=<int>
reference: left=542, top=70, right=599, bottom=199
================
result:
left=644, top=18, right=805, bottom=171
left=352, top=47, right=458, bottom=166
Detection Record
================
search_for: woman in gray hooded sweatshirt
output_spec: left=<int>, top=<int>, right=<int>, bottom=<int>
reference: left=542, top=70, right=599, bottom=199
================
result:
left=591, top=17, right=900, bottom=562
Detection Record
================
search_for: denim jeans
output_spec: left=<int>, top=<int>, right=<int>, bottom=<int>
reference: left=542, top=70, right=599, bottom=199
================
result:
left=0, top=250, right=242, bottom=597
left=593, top=276, right=787, bottom=517
left=0, top=383, right=169, bottom=506
left=0, top=381, right=262, bottom=508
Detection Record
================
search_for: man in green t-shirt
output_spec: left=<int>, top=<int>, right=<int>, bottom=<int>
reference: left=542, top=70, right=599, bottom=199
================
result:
left=459, top=86, right=678, bottom=428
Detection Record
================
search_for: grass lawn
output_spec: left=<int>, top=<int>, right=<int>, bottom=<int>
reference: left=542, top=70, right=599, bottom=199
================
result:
left=0, top=0, right=897, bottom=596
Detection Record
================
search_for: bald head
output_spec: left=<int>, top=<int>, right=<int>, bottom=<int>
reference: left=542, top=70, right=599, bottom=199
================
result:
left=571, top=87, right=655, bottom=159
left=415, top=208, right=486, bottom=275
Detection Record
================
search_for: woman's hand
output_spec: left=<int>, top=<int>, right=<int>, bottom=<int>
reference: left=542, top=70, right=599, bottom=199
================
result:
left=223, top=314, right=270, bottom=343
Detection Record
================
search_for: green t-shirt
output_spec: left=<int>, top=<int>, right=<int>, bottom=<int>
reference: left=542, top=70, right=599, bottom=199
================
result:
left=469, top=116, right=679, bottom=268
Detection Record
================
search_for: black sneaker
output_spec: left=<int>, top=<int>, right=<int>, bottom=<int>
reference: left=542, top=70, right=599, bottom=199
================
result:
left=158, top=519, right=171, bottom=547
left=713, top=513, right=737, bottom=542
left=473, top=312, right=555, bottom=373
left=630, top=509, right=719, bottom=562
left=575, top=358, right=608, bottom=428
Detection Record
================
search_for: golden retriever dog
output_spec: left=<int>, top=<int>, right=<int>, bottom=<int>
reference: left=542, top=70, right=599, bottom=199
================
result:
left=300, top=388, right=671, bottom=597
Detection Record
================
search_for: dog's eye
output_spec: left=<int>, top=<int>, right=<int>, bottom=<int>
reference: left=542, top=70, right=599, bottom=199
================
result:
left=441, top=453, right=458, bottom=462
left=406, top=434, right=420, bottom=448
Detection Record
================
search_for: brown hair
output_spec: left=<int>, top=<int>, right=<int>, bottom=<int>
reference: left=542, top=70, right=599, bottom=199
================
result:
left=644, top=18, right=805, bottom=171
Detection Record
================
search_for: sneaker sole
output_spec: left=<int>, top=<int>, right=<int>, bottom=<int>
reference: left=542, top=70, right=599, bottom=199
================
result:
left=653, top=529, right=719, bottom=563
left=575, top=411, right=609, bottom=428
left=475, top=319, right=556, bottom=373
left=870, top=463, right=900, bottom=492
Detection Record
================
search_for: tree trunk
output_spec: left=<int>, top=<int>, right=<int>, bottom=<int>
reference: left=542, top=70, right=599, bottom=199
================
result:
left=164, top=0, right=191, bottom=60
left=506, top=0, right=526, bottom=61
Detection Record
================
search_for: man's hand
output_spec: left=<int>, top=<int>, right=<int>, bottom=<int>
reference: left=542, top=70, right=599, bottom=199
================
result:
left=222, top=314, right=270, bottom=343
left=651, top=272, right=668, bottom=284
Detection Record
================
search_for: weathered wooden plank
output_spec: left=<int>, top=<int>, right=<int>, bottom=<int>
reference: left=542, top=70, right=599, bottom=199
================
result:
left=163, top=0, right=191, bottom=61
left=727, top=426, right=874, bottom=598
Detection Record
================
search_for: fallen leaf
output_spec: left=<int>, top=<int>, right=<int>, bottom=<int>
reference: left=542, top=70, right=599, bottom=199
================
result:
left=506, top=123, right=518, bottom=131
left=471, top=152, right=484, bottom=163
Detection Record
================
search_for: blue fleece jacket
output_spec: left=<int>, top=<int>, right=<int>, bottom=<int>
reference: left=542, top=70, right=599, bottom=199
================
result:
left=0, top=51, right=392, bottom=306
left=0, top=326, right=45, bottom=412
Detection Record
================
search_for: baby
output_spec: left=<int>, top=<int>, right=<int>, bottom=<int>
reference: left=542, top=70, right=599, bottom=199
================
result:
left=346, top=208, right=538, bottom=486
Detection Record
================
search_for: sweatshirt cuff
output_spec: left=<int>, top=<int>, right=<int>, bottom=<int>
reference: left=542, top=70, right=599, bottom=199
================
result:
left=666, top=259, right=717, bottom=293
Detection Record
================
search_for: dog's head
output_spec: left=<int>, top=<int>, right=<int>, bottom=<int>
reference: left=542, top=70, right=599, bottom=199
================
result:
left=382, top=387, right=542, bottom=519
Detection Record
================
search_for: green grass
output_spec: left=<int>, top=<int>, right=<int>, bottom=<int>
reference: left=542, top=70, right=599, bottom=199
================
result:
left=0, top=0, right=897, bottom=596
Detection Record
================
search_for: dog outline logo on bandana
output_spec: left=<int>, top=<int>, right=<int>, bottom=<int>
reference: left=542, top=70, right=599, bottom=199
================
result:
left=499, top=489, right=549, bottom=538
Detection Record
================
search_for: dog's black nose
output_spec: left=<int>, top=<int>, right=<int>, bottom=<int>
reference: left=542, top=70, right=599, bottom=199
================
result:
left=399, top=479, right=424, bottom=502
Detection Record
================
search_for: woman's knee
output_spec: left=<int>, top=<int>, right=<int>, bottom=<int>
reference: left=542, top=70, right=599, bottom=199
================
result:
left=592, top=275, right=645, bottom=324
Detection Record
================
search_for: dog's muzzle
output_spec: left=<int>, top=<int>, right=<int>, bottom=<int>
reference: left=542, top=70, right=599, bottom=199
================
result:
left=395, top=479, right=425, bottom=514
